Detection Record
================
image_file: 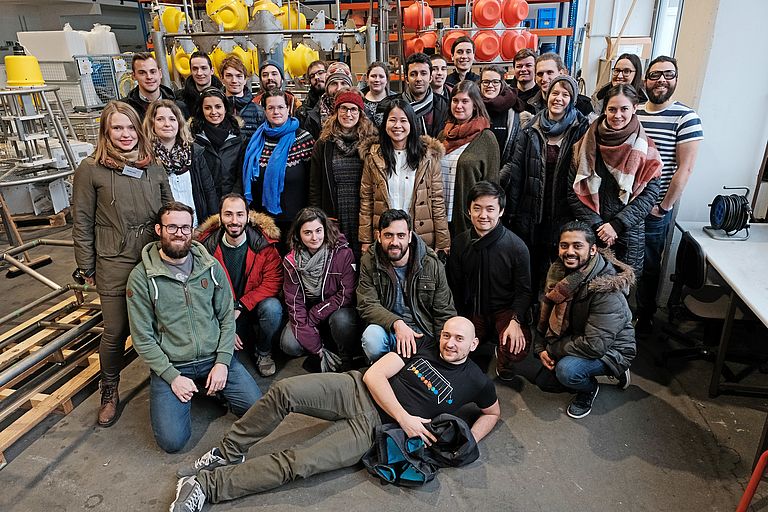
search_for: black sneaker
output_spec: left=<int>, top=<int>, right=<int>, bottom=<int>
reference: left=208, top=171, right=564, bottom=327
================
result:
left=616, top=369, right=631, bottom=390
left=567, top=384, right=599, bottom=419
left=169, top=476, right=206, bottom=512
left=177, top=447, right=244, bottom=477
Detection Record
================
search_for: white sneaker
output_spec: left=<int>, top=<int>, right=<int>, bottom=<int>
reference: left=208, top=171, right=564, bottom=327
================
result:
left=169, top=476, right=206, bottom=512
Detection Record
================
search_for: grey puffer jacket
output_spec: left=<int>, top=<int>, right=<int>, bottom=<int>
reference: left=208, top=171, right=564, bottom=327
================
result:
left=533, top=250, right=636, bottom=377
left=72, top=156, right=173, bottom=295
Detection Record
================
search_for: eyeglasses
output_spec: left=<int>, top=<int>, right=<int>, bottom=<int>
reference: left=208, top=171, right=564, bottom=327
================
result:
left=480, top=79, right=502, bottom=87
left=646, top=70, right=677, bottom=81
left=338, top=105, right=360, bottom=114
left=162, top=224, right=192, bottom=235
left=308, top=70, right=327, bottom=79
left=266, top=105, right=288, bottom=112
left=612, top=67, right=635, bottom=76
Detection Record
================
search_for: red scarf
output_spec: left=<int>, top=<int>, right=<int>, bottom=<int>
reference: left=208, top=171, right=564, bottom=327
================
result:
left=572, top=115, right=662, bottom=214
left=441, top=116, right=490, bottom=154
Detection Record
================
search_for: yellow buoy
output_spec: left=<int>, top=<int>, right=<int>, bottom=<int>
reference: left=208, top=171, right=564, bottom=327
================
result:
left=5, top=52, right=45, bottom=87
left=174, top=46, right=193, bottom=78
left=207, top=0, right=249, bottom=31
left=210, top=47, right=228, bottom=77
left=277, top=4, right=307, bottom=30
left=283, top=43, right=318, bottom=78
left=229, top=46, right=253, bottom=75
left=252, top=0, right=280, bottom=16
left=161, top=6, right=188, bottom=33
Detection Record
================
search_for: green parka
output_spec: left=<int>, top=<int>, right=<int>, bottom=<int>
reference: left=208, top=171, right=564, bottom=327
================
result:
left=126, top=241, right=235, bottom=385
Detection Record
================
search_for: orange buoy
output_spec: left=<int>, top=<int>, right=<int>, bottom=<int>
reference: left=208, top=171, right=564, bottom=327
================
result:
left=523, top=29, right=538, bottom=50
left=403, top=1, right=434, bottom=30
left=420, top=31, right=438, bottom=48
left=500, top=31, right=524, bottom=61
left=442, top=30, right=468, bottom=59
left=472, top=0, right=502, bottom=28
left=473, top=30, right=500, bottom=62
left=501, top=0, right=529, bottom=28
left=405, top=37, right=426, bottom=56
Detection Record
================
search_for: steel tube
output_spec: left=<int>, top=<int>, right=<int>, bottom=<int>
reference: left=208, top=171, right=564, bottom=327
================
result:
left=163, top=28, right=363, bottom=37
left=3, top=239, right=73, bottom=258
left=0, top=287, right=73, bottom=328
left=0, top=301, right=81, bottom=350
left=366, top=25, right=376, bottom=63
left=0, top=312, right=103, bottom=389
left=0, top=169, right=75, bottom=187
left=0, top=254, right=62, bottom=290
left=152, top=31, right=173, bottom=88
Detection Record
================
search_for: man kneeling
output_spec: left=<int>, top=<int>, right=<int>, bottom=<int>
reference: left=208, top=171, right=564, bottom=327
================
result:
left=170, top=316, right=500, bottom=510
left=533, top=221, right=636, bottom=419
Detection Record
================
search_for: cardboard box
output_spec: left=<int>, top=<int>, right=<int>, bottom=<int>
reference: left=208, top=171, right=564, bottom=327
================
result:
left=604, top=36, right=652, bottom=60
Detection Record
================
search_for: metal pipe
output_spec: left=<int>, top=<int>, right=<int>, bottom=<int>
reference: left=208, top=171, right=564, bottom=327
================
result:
left=396, top=0, right=405, bottom=77
left=2, top=239, right=73, bottom=258
left=0, top=169, right=75, bottom=187
left=163, top=28, right=363, bottom=37
left=0, top=301, right=82, bottom=350
left=365, top=24, right=376, bottom=64
left=39, top=322, right=104, bottom=334
left=0, top=253, right=62, bottom=290
left=0, top=287, right=72, bottom=328
left=52, top=89, right=77, bottom=140
left=152, top=31, right=173, bottom=88
left=0, top=312, right=103, bottom=389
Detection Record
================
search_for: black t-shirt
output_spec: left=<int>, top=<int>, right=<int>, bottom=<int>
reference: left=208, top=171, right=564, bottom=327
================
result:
left=381, top=345, right=497, bottom=423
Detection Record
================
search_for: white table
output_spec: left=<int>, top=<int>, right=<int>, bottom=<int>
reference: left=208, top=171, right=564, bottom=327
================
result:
left=677, top=222, right=768, bottom=467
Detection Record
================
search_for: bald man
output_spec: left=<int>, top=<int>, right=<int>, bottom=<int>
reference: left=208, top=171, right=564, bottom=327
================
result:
left=170, top=316, right=501, bottom=510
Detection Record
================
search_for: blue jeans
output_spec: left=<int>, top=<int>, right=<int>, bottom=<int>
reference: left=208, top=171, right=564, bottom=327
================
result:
left=555, top=356, right=609, bottom=393
left=636, top=211, right=671, bottom=319
left=149, top=356, right=262, bottom=453
left=361, top=324, right=398, bottom=363
left=237, top=297, right=283, bottom=357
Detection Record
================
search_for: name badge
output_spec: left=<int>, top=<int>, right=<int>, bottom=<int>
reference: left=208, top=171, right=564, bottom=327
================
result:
left=122, top=165, right=144, bottom=179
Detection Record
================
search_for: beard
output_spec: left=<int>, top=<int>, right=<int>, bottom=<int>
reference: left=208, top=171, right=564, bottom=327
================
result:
left=161, top=237, right=192, bottom=259
left=225, top=223, right=244, bottom=238
left=647, top=81, right=676, bottom=104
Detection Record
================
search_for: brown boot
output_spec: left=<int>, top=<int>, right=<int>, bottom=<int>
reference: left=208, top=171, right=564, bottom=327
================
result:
left=97, top=380, right=120, bottom=427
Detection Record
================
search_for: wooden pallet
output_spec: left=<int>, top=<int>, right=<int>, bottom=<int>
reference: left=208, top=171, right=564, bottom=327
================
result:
left=0, top=209, right=68, bottom=235
left=0, top=295, right=116, bottom=468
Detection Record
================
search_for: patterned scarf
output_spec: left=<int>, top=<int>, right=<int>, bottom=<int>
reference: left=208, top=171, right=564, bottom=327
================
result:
left=441, top=116, right=490, bottom=154
left=319, top=93, right=335, bottom=126
left=99, top=137, right=151, bottom=171
left=403, top=87, right=434, bottom=118
left=537, top=254, right=600, bottom=338
left=242, top=117, right=299, bottom=214
left=153, top=140, right=192, bottom=175
left=334, top=131, right=359, bottom=157
left=572, top=114, right=662, bottom=214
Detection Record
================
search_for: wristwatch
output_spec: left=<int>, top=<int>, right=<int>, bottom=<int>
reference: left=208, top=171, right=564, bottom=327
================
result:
left=657, top=204, right=670, bottom=215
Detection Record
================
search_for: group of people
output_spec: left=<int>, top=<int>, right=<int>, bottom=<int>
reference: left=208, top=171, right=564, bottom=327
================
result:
left=68, top=40, right=703, bottom=512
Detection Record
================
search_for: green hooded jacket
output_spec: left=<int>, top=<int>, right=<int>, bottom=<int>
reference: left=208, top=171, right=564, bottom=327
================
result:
left=126, top=240, right=235, bottom=384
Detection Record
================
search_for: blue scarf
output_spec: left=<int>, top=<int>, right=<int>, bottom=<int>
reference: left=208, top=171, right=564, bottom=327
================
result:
left=242, top=117, right=298, bottom=214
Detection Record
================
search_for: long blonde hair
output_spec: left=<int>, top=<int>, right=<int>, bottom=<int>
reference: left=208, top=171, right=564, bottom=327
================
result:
left=94, top=101, right=152, bottom=164
left=143, top=99, right=194, bottom=147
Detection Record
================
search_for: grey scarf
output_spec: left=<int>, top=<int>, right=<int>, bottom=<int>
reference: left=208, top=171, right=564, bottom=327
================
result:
left=296, top=245, right=329, bottom=300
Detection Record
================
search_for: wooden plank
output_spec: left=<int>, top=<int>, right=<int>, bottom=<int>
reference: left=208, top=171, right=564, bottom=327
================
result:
left=0, top=359, right=100, bottom=454
left=0, top=388, right=51, bottom=406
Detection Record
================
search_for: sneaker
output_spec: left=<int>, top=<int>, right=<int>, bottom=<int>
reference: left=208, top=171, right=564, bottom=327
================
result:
left=177, top=447, right=244, bottom=477
left=169, top=476, right=206, bottom=512
left=256, top=353, right=276, bottom=377
left=567, top=384, right=599, bottom=419
left=616, top=369, right=631, bottom=390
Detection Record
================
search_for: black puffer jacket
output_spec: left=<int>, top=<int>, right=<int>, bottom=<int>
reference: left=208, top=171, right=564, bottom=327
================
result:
left=188, top=144, right=219, bottom=221
left=228, top=92, right=265, bottom=142
left=194, top=132, right=243, bottom=199
left=533, top=250, right=636, bottom=377
left=502, top=112, right=589, bottom=246
left=567, top=155, right=660, bottom=275
left=176, top=75, right=224, bottom=118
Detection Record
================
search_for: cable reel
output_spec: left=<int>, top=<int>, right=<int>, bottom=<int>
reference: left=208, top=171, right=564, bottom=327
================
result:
left=704, top=186, right=752, bottom=240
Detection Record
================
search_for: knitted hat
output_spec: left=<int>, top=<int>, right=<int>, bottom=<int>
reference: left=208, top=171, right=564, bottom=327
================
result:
left=546, top=75, right=578, bottom=107
left=326, top=61, right=353, bottom=87
left=259, top=59, right=284, bottom=80
left=334, top=90, right=364, bottom=111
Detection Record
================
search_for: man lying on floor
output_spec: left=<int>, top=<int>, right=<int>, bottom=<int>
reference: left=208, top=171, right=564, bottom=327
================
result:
left=170, top=316, right=501, bottom=511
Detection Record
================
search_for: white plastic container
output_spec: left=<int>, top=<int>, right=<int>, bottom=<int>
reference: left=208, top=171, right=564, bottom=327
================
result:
left=17, top=29, right=87, bottom=61
left=85, top=24, right=120, bottom=55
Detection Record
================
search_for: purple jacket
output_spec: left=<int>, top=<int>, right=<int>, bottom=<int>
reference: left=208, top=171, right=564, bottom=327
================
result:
left=282, top=235, right=357, bottom=353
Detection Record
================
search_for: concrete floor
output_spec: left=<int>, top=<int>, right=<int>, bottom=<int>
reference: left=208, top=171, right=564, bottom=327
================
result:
left=1, top=225, right=768, bottom=511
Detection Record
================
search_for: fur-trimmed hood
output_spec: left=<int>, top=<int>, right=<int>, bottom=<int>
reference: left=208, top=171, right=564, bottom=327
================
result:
left=587, top=249, right=636, bottom=295
left=359, top=135, right=445, bottom=167
left=196, top=210, right=281, bottom=243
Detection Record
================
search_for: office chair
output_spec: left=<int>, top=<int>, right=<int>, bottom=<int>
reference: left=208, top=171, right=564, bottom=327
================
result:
left=660, top=231, right=745, bottom=364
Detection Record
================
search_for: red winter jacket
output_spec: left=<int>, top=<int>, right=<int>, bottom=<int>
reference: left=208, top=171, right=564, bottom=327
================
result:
left=197, top=211, right=282, bottom=310
left=282, top=234, right=356, bottom=353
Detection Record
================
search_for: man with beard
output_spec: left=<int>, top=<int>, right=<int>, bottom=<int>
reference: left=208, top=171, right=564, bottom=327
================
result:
left=253, top=60, right=302, bottom=116
left=296, top=60, right=327, bottom=128
left=302, top=61, right=353, bottom=139
left=220, top=55, right=265, bottom=141
left=533, top=221, right=636, bottom=419
left=121, top=52, right=176, bottom=120
left=357, top=209, right=456, bottom=363
left=445, top=36, right=480, bottom=88
left=634, top=56, right=703, bottom=335
left=169, top=316, right=499, bottom=511
left=196, top=193, right=283, bottom=377
left=530, top=53, right=593, bottom=117
left=510, top=48, right=539, bottom=114
left=448, top=182, right=532, bottom=381
left=176, top=52, right=223, bottom=118
left=379, top=53, right=449, bottom=138
left=127, top=202, right=262, bottom=453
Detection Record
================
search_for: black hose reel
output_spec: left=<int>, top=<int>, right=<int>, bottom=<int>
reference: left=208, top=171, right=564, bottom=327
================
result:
left=704, top=186, right=752, bottom=240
